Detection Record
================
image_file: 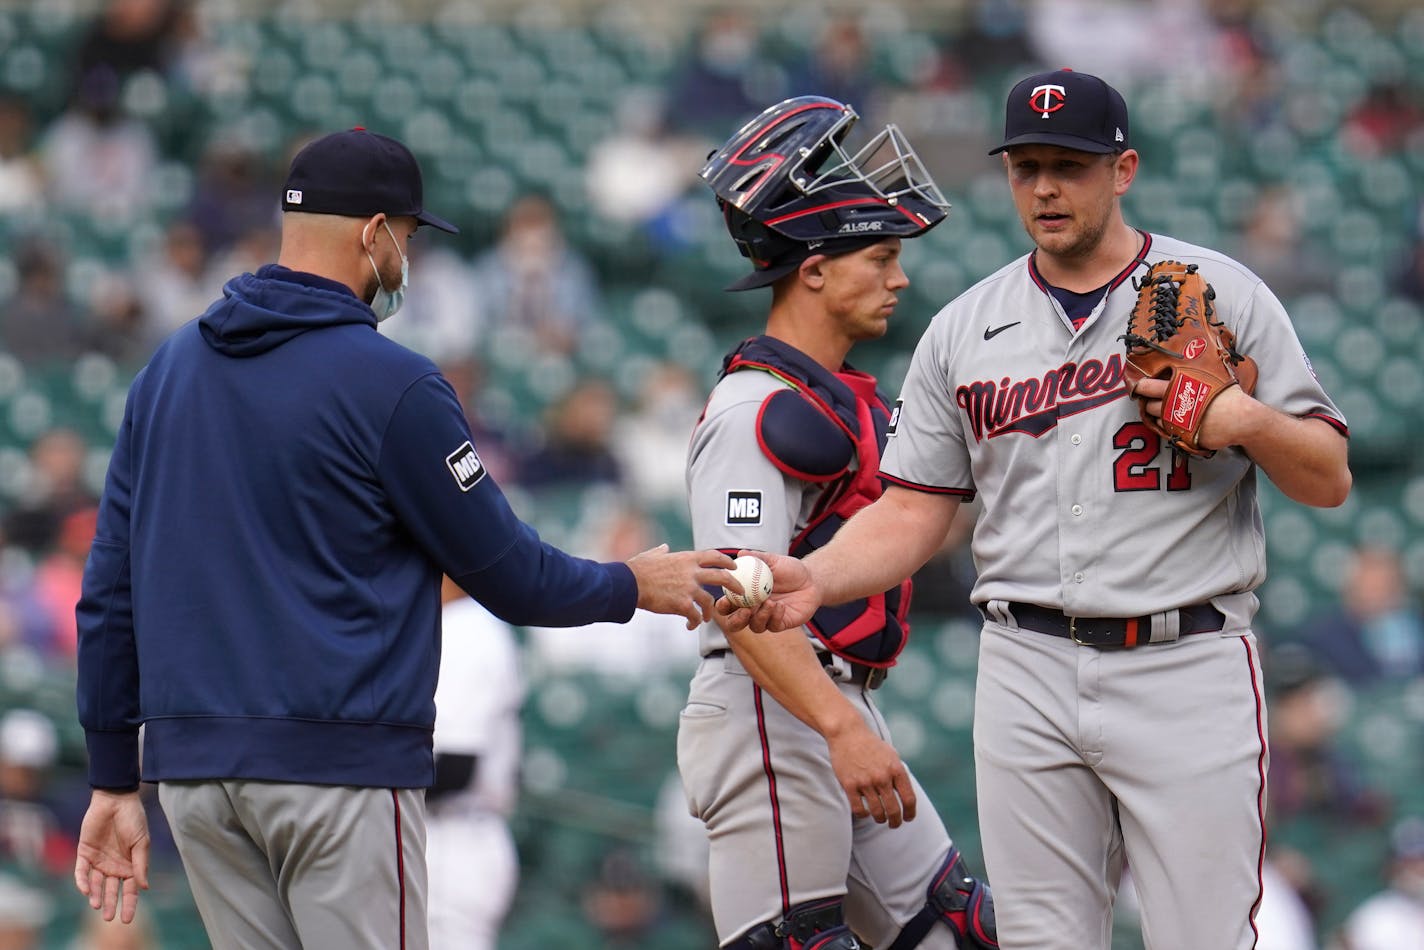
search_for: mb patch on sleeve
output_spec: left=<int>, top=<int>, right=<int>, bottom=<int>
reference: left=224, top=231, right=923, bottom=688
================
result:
left=725, top=490, right=763, bottom=526
left=446, top=442, right=486, bottom=492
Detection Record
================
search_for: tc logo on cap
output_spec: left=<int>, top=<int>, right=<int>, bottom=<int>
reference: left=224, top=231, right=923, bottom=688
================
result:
left=1030, top=84, right=1066, bottom=118
left=285, top=189, right=303, bottom=205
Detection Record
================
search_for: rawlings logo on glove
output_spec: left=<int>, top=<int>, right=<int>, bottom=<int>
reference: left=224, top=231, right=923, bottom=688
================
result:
left=1120, top=260, right=1258, bottom=458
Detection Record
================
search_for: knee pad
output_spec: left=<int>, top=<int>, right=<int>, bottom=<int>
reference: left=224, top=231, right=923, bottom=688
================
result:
left=927, top=849, right=997, bottom=948
left=726, top=898, right=864, bottom=950
left=887, top=848, right=998, bottom=950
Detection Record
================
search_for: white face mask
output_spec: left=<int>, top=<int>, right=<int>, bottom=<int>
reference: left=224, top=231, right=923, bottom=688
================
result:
left=365, top=220, right=408, bottom=322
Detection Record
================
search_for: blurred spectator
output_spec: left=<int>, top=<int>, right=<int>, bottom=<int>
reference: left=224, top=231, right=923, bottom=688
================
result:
left=184, top=139, right=279, bottom=256
left=584, top=87, right=707, bottom=233
left=1334, top=816, right=1424, bottom=949
left=71, top=0, right=183, bottom=89
left=2, top=428, right=97, bottom=560
left=526, top=504, right=699, bottom=677
left=954, top=0, right=1034, bottom=74
left=1395, top=203, right=1424, bottom=302
left=580, top=848, right=710, bottom=949
left=66, top=903, right=159, bottom=950
left=0, top=239, right=85, bottom=367
left=0, top=97, right=44, bottom=216
left=1266, top=644, right=1390, bottom=827
left=1262, top=844, right=1325, bottom=950
left=81, top=271, right=152, bottom=368
left=469, top=193, right=603, bottom=356
left=1340, top=81, right=1424, bottom=160
left=376, top=241, right=482, bottom=362
left=204, top=220, right=280, bottom=285
left=427, top=577, right=523, bottom=950
left=136, top=219, right=221, bottom=345
left=1025, top=0, right=1219, bottom=90
left=1117, top=847, right=1320, bottom=949
left=1255, top=846, right=1322, bottom=950
left=1232, top=184, right=1334, bottom=294
left=31, top=505, right=99, bottom=661
left=0, top=708, right=73, bottom=877
left=784, top=16, right=876, bottom=113
left=612, top=360, right=702, bottom=509
left=1298, top=545, right=1424, bottom=688
left=652, top=769, right=711, bottom=921
left=517, top=377, right=625, bottom=492
left=667, top=9, right=783, bottom=137
left=40, top=65, right=158, bottom=223
left=0, top=872, right=50, bottom=950
left=1209, top=17, right=1285, bottom=138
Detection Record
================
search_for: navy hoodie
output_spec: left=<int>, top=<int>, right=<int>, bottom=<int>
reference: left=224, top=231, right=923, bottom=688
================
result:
left=77, top=266, right=637, bottom=790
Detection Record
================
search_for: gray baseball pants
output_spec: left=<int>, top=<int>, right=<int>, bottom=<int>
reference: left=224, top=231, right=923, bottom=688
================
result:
left=159, top=780, right=428, bottom=950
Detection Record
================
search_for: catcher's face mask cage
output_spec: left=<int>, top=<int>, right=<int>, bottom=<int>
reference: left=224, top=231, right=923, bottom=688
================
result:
left=700, top=96, right=950, bottom=261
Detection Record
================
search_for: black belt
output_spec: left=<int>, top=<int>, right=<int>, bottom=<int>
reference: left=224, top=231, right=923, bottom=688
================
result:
left=1003, top=602, right=1224, bottom=649
left=707, top=649, right=887, bottom=690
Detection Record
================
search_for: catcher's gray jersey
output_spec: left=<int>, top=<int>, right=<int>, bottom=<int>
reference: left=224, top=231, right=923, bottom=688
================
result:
left=881, top=232, right=1346, bottom=626
left=679, top=353, right=962, bottom=948
left=686, top=368, right=828, bottom=656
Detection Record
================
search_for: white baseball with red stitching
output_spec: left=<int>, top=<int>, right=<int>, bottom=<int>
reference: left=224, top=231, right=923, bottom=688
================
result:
left=723, top=555, right=773, bottom=609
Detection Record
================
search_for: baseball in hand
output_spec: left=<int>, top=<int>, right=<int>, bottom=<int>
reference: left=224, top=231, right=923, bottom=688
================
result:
left=723, top=555, right=773, bottom=609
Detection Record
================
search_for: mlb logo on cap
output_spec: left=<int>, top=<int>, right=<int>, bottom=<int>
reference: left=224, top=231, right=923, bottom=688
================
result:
left=286, top=189, right=303, bottom=205
left=989, top=68, right=1131, bottom=156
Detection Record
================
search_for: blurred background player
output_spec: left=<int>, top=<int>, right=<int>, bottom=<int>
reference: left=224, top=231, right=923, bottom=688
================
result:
left=426, top=576, right=524, bottom=950
left=678, top=96, right=997, bottom=949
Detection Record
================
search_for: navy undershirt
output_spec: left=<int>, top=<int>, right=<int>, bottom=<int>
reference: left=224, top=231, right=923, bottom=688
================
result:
left=1047, top=282, right=1111, bottom=329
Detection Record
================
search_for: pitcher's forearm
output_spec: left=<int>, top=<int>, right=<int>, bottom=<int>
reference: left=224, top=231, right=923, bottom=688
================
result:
left=804, top=487, right=962, bottom=606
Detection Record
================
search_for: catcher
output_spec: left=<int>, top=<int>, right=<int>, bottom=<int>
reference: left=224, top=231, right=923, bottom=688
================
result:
left=721, top=68, right=1351, bottom=950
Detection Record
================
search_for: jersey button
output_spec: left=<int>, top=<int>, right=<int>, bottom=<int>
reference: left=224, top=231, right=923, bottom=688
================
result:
left=1071, top=433, right=1082, bottom=445
left=1071, top=504, right=1083, bottom=516
left=1074, top=572, right=1085, bottom=583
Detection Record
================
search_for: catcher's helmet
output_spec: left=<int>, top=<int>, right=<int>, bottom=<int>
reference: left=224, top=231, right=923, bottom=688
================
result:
left=701, top=96, right=950, bottom=290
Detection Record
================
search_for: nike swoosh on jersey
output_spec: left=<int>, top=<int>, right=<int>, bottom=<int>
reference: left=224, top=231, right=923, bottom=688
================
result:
left=983, top=322, right=1022, bottom=340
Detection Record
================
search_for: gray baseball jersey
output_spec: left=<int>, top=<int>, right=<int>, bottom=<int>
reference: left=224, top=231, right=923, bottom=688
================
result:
left=880, top=231, right=1347, bottom=949
left=678, top=354, right=961, bottom=948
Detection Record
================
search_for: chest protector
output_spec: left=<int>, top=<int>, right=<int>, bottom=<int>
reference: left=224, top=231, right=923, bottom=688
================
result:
left=719, top=336, right=910, bottom=667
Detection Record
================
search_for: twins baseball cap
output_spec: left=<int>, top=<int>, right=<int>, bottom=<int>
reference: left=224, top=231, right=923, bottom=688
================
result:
left=281, top=128, right=458, bottom=233
left=988, top=68, right=1130, bottom=155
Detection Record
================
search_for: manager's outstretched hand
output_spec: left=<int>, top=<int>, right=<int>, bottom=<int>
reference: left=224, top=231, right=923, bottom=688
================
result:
left=628, top=545, right=739, bottom=629
left=74, top=789, right=150, bottom=924
left=717, top=551, right=823, bottom=633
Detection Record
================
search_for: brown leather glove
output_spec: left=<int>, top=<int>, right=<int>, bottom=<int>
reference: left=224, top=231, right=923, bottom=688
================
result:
left=1121, top=260, right=1258, bottom=458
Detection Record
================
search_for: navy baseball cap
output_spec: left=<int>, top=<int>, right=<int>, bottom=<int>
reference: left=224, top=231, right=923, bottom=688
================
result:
left=281, top=128, right=458, bottom=233
left=725, top=235, right=888, bottom=292
left=988, top=68, right=1130, bottom=155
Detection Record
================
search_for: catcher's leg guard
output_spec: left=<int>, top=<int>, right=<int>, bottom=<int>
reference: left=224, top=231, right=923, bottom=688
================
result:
left=726, top=898, right=863, bottom=950
left=886, top=847, right=998, bottom=949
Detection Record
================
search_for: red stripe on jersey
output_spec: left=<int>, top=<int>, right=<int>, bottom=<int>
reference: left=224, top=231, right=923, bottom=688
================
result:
left=880, top=472, right=976, bottom=499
